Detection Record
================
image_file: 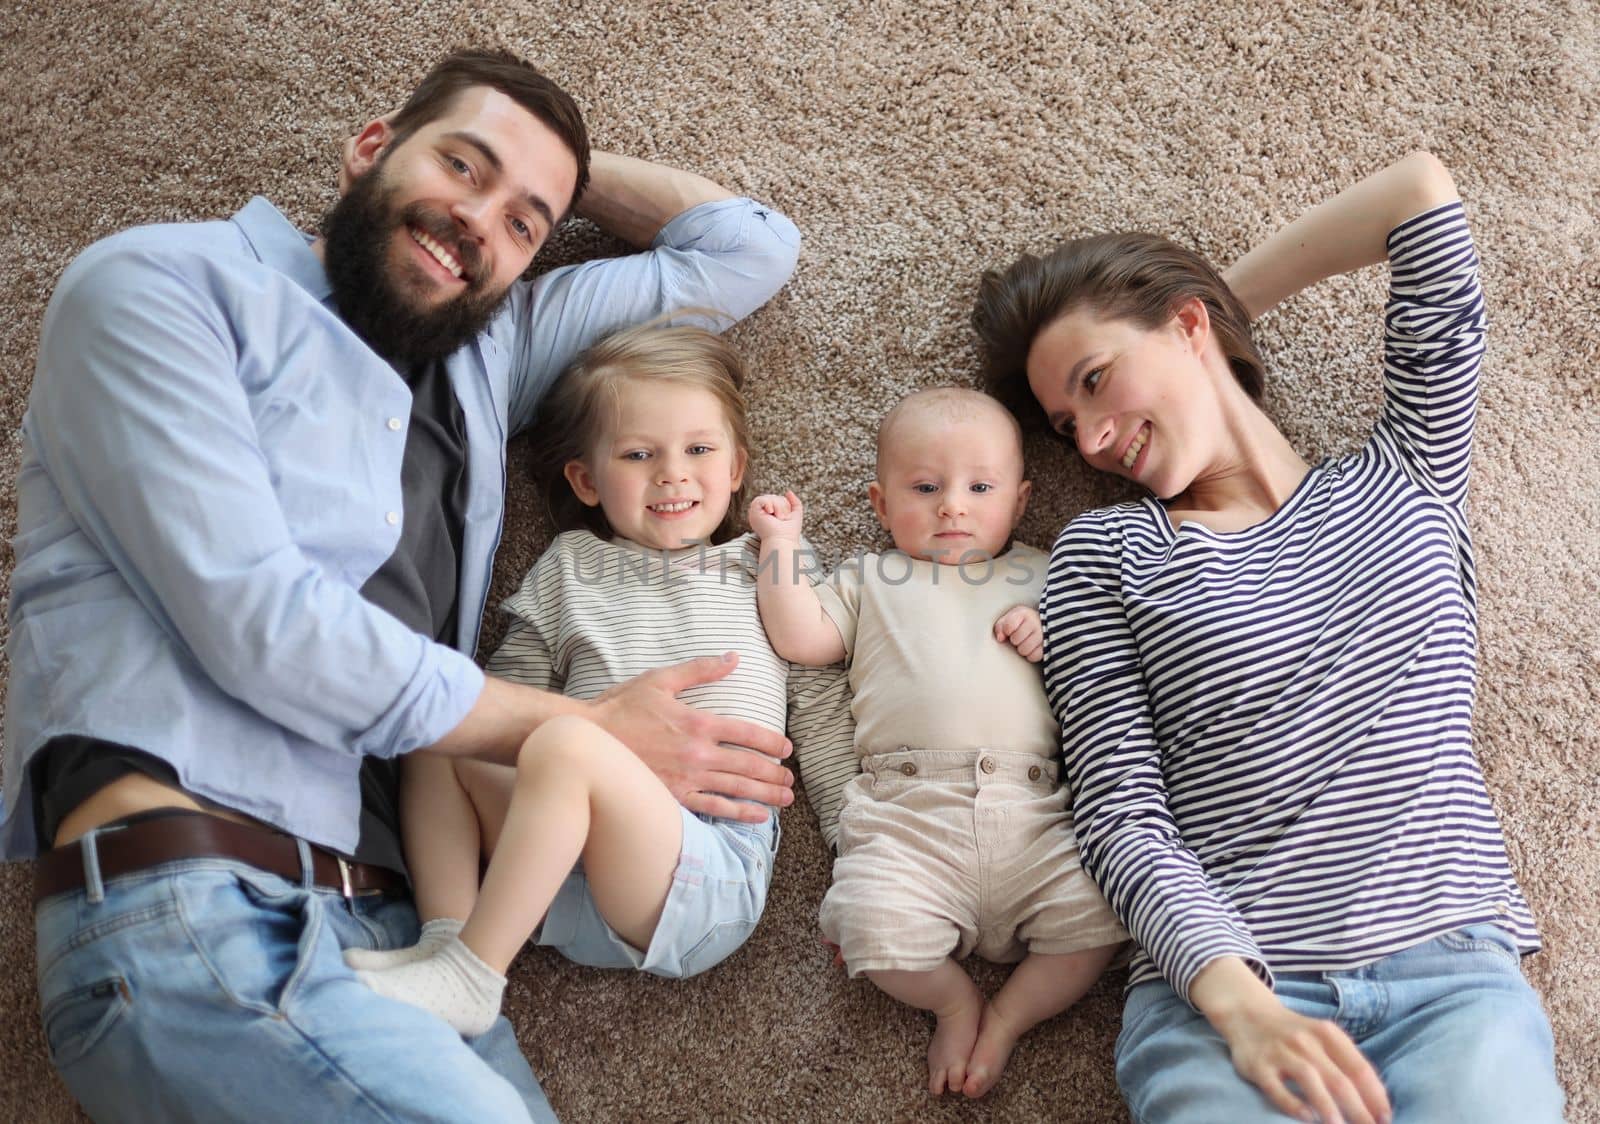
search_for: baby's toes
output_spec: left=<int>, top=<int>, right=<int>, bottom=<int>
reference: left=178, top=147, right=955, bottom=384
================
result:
left=927, top=1056, right=967, bottom=1097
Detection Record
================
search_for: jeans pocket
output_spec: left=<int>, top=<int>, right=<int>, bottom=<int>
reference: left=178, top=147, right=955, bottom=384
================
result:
left=720, top=822, right=773, bottom=867
left=174, top=871, right=322, bottom=1016
left=230, top=868, right=301, bottom=902
left=1436, top=924, right=1521, bottom=969
left=676, top=915, right=762, bottom=979
left=41, top=976, right=131, bottom=1070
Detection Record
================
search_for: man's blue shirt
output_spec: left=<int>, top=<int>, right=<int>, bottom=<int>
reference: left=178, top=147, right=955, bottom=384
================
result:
left=2, top=194, right=800, bottom=857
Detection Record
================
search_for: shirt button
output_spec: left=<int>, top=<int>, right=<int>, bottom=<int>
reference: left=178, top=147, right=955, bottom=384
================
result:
left=899, top=762, right=917, bottom=777
left=1028, top=765, right=1042, bottom=782
left=980, top=757, right=996, bottom=775
left=387, top=417, right=403, bottom=431
left=385, top=512, right=400, bottom=526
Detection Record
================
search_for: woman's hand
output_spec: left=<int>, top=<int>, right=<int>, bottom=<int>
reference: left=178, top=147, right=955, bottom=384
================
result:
left=1193, top=958, right=1391, bottom=1124
left=1216, top=1001, right=1390, bottom=1124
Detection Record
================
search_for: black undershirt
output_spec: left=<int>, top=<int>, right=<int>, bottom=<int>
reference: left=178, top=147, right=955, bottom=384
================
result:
left=32, top=357, right=471, bottom=875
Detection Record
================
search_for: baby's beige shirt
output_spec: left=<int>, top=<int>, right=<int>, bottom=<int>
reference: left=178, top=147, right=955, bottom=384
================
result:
left=814, top=544, right=1058, bottom=763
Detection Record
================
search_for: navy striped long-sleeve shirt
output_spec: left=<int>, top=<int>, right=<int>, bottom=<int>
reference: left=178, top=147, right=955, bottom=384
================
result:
left=1039, top=202, right=1537, bottom=1002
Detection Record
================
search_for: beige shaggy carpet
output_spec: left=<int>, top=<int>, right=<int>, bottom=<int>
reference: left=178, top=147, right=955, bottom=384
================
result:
left=2, top=1, right=1597, bottom=1121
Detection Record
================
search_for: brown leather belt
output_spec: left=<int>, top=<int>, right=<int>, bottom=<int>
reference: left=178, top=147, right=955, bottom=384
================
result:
left=34, top=812, right=407, bottom=904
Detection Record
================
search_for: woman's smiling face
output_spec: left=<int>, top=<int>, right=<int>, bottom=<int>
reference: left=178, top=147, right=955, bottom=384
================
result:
left=1025, top=298, right=1228, bottom=501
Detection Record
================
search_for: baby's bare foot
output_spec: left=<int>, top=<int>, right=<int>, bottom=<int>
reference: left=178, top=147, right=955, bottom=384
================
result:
left=927, top=997, right=983, bottom=1096
left=963, top=1000, right=1024, bottom=1098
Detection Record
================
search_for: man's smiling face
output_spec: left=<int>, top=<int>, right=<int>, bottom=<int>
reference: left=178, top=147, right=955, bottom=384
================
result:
left=321, top=85, right=580, bottom=367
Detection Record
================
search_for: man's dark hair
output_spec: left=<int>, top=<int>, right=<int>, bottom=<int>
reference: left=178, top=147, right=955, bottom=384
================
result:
left=388, top=48, right=591, bottom=216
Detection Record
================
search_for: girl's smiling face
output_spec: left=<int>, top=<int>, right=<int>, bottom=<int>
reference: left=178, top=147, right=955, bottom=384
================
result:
left=563, top=379, right=747, bottom=551
left=1025, top=297, right=1228, bottom=501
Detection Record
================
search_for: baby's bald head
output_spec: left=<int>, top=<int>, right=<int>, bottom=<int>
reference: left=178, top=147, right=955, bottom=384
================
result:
left=869, top=387, right=1032, bottom=562
left=875, top=387, right=1025, bottom=478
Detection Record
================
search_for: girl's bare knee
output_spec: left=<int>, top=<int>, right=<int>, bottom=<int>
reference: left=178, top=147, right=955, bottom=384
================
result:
left=515, top=715, right=622, bottom=781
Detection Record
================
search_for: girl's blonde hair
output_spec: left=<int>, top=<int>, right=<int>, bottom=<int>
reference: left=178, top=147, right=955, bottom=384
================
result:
left=531, top=319, right=752, bottom=544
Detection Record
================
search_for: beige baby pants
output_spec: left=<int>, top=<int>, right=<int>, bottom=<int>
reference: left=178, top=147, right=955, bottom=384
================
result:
left=820, top=747, right=1128, bottom=976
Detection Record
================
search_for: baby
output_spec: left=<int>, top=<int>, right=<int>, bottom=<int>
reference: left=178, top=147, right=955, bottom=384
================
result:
left=749, top=387, right=1127, bottom=1098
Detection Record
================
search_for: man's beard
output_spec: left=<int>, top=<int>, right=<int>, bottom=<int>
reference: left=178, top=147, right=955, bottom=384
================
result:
left=320, top=164, right=510, bottom=368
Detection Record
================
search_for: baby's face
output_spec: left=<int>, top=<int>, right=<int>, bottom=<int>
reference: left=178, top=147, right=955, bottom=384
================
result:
left=870, top=411, right=1030, bottom=563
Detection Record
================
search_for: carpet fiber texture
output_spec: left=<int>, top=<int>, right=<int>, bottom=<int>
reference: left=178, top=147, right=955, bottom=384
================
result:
left=2, top=1, right=1597, bottom=1121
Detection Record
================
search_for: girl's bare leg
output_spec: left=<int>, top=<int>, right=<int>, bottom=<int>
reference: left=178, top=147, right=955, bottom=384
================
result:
left=404, top=752, right=487, bottom=924
left=351, top=715, right=684, bottom=1034
left=342, top=754, right=484, bottom=971
left=458, top=715, right=683, bottom=969
left=963, top=943, right=1121, bottom=1097
left=867, top=961, right=985, bottom=1096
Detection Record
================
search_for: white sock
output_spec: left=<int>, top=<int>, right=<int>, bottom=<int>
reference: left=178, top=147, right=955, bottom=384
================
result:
left=354, top=934, right=506, bottom=1038
left=343, top=917, right=465, bottom=972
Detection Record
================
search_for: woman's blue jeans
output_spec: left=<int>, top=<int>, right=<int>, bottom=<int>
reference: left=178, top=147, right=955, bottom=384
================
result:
left=35, top=843, right=558, bottom=1123
left=1115, top=924, right=1565, bottom=1123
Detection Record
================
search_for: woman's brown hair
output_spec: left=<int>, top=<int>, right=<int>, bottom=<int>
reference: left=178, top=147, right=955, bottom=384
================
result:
left=971, top=233, right=1264, bottom=428
left=530, top=320, right=751, bottom=544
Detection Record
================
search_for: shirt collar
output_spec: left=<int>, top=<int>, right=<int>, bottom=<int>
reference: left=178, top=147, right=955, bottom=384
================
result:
left=230, top=196, right=333, bottom=304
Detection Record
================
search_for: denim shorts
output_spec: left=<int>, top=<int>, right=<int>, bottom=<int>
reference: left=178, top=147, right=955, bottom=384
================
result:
left=535, top=804, right=779, bottom=979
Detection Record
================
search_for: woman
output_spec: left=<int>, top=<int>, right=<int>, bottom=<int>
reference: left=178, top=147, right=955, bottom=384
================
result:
left=972, top=153, right=1564, bottom=1124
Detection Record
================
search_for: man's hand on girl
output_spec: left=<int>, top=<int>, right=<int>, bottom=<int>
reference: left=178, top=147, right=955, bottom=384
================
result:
left=587, top=653, right=796, bottom=822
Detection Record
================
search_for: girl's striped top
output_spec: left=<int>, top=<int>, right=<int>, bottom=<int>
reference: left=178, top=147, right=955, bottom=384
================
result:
left=1039, top=202, right=1537, bottom=1001
left=486, top=530, right=857, bottom=833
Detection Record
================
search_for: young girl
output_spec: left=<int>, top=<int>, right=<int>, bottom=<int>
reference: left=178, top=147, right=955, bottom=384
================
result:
left=974, top=153, right=1564, bottom=1123
left=345, top=322, right=852, bottom=1036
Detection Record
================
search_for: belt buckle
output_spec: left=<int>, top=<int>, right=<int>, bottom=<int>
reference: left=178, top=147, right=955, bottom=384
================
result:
left=336, top=855, right=355, bottom=900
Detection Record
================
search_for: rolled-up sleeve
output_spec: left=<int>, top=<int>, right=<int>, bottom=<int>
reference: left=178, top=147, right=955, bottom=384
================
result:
left=506, top=197, right=802, bottom=433
left=27, top=248, right=483, bottom=760
left=1376, top=201, right=1484, bottom=512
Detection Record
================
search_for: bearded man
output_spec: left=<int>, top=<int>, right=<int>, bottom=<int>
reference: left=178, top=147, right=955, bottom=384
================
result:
left=3, top=48, right=802, bottom=1122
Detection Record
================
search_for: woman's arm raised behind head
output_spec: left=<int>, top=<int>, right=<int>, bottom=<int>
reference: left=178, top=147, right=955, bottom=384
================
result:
left=1221, top=151, right=1459, bottom=320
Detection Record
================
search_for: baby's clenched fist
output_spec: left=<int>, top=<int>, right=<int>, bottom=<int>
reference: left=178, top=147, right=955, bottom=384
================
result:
left=749, top=490, right=806, bottom=542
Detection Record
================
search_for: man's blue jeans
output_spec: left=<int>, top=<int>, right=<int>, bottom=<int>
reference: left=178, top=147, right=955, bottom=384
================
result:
left=35, top=840, right=558, bottom=1123
left=1115, top=924, right=1565, bottom=1123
